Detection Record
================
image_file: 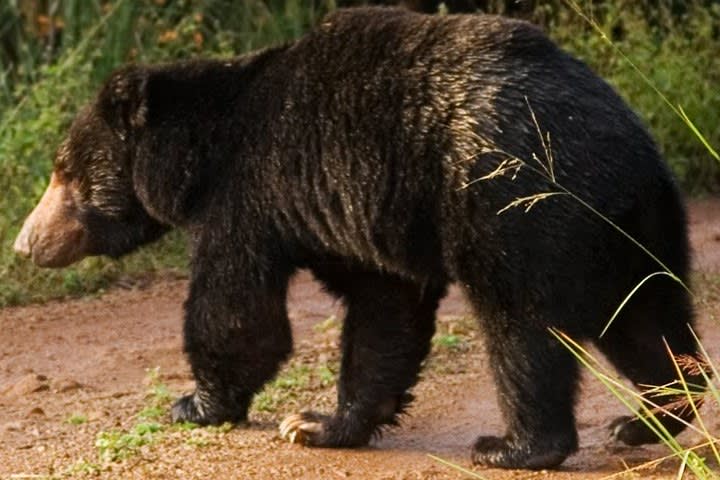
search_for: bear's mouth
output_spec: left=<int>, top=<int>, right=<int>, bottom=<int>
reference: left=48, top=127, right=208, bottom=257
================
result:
left=14, top=172, right=89, bottom=268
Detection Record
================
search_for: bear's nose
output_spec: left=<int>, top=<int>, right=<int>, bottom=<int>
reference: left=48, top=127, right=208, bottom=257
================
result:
left=13, top=217, right=35, bottom=258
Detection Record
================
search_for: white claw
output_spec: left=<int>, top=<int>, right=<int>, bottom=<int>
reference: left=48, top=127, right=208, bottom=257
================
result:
left=279, top=414, right=303, bottom=440
left=279, top=413, right=323, bottom=445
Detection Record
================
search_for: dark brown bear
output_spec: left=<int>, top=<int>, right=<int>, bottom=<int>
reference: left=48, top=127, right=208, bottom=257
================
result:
left=14, top=7, right=704, bottom=470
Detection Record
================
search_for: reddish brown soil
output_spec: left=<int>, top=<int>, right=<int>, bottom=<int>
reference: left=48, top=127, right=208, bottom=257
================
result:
left=1, top=199, right=719, bottom=479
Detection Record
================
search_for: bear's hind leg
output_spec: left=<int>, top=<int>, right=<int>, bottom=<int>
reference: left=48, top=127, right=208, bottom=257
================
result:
left=280, top=269, right=445, bottom=447
left=467, top=302, right=579, bottom=469
left=595, top=281, right=706, bottom=446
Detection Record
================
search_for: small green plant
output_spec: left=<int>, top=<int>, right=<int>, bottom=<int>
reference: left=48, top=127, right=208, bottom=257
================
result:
left=274, top=364, right=312, bottom=389
left=95, top=422, right=163, bottom=462
left=135, top=366, right=174, bottom=420
left=183, top=432, right=212, bottom=448
left=313, top=315, right=340, bottom=333
left=316, top=363, right=335, bottom=386
left=64, top=459, right=102, bottom=477
left=179, top=422, right=232, bottom=448
left=145, top=367, right=173, bottom=407
left=89, top=367, right=174, bottom=465
left=253, top=364, right=312, bottom=413
left=88, top=368, right=167, bottom=464
left=137, top=404, right=165, bottom=420
left=433, top=333, right=461, bottom=349
left=174, top=421, right=202, bottom=431
left=252, top=361, right=337, bottom=413
left=65, top=413, right=88, bottom=425
left=432, top=316, right=474, bottom=352
left=205, top=422, right=235, bottom=434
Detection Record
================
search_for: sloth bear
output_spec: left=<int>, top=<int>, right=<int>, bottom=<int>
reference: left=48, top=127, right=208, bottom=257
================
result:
left=14, top=7, right=704, bottom=470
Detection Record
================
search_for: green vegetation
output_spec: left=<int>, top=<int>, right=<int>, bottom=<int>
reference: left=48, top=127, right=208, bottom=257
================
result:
left=550, top=0, right=720, bottom=193
left=0, top=0, right=718, bottom=308
left=432, top=333, right=462, bottom=349
left=93, top=367, right=173, bottom=464
left=137, top=366, right=174, bottom=420
left=431, top=316, right=475, bottom=353
left=59, top=360, right=337, bottom=472
left=65, top=413, right=88, bottom=425
left=79, top=367, right=215, bottom=472
left=96, top=421, right=164, bottom=462
left=252, top=361, right=338, bottom=413
left=46, top=317, right=471, bottom=476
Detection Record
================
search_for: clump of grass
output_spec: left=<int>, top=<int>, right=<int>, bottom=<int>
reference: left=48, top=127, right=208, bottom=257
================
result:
left=433, top=334, right=462, bottom=349
left=92, top=367, right=172, bottom=463
left=137, top=367, right=174, bottom=420
left=64, top=459, right=102, bottom=477
left=252, top=361, right=338, bottom=414
left=65, top=413, right=88, bottom=425
left=432, top=316, right=475, bottom=352
left=425, top=316, right=475, bottom=376
left=95, top=421, right=164, bottom=462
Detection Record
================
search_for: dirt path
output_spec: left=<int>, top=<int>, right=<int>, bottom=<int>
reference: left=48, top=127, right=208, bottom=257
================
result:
left=1, top=199, right=719, bottom=479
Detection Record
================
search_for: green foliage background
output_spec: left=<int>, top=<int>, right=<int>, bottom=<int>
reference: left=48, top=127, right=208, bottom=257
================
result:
left=0, top=0, right=718, bottom=306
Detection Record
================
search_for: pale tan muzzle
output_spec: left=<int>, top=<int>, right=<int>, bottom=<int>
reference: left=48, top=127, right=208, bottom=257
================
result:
left=13, top=173, right=88, bottom=268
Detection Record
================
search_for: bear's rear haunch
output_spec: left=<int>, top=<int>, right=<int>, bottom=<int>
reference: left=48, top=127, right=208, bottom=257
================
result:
left=13, top=7, right=706, bottom=470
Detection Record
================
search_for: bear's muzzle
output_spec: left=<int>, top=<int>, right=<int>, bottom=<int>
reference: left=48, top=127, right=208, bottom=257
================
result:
left=14, top=173, right=88, bottom=268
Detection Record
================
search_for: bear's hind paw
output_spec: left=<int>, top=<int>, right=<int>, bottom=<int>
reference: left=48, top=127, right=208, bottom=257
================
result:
left=472, top=435, right=572, bottom=470
left=609, top=415, right=667, bottom=446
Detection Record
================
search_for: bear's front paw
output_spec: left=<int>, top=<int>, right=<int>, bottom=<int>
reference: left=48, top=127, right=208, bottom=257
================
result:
left=171, top=392, right=246, bottom=426
left=472, top=435, right=570, bottom=470
left=279, top=412, right=328, bottom=446
left=171, top=394, right=210, bottom=424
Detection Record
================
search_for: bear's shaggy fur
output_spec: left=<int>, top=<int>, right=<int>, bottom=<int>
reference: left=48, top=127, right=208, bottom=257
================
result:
left=15, top=7, right=704, bottom=469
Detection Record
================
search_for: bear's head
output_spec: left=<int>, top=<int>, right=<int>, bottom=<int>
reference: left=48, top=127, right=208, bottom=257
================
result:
left=13, top=67, right=168, bottom=268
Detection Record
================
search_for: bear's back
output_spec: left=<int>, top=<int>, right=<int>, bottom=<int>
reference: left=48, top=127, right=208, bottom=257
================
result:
left=278, top=7, right=663, bottom=200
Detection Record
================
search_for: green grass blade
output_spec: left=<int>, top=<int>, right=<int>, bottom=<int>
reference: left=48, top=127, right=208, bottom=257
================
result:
left=427, top=454, right=488, bottom=479
left=599, top=271, right=675, bottom=338
left=678, top=105, right=720, bottom=162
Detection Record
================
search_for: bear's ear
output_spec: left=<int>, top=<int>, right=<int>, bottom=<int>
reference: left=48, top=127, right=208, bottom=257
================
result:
left=97, top=65, right=149, bottom=135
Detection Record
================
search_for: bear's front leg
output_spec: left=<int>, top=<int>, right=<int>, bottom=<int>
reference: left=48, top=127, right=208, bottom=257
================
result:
left=171, top=251, right=294, bottom=426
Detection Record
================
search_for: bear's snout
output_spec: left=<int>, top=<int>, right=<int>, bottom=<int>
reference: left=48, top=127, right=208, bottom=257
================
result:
left=14, top=173, right=88, bottom=268
left=13, top=220, right=33, bottom=258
